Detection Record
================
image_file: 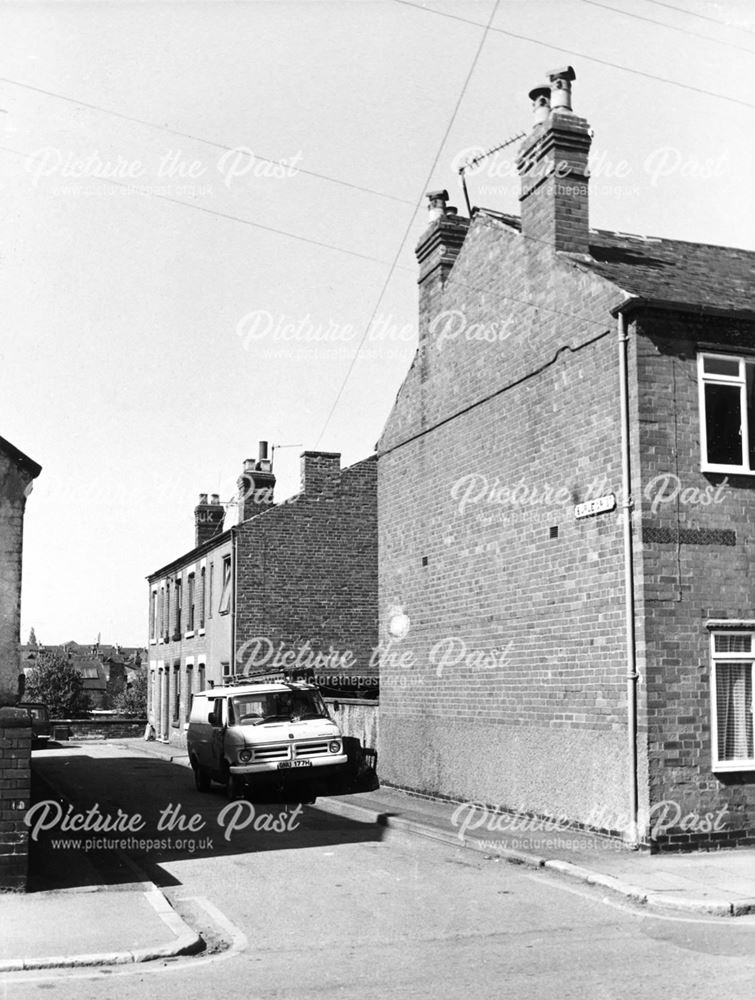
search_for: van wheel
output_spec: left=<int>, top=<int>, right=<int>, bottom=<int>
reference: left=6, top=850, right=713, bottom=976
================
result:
left=193, top=762, right=211, bottom=792
left=226, top=770, right=243, bottom=801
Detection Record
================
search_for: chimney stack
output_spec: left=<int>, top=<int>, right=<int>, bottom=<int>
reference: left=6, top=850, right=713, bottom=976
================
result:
left=300, top=451, right=340, bottom=496
left=194, top=493, right=225, bottom=546
left=237, top=440, right=276, bottom=523
left=516, top=66, right=592, bottom=255
left=415, top=189, right=470, bottom=344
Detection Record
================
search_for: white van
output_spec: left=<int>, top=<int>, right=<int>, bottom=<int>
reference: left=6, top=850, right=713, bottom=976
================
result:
left=187, top=681, right=349, bottom=799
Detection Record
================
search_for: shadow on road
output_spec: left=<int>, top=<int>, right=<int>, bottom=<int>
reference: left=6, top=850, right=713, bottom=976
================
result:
left=29, top=747, right=384, bottom=892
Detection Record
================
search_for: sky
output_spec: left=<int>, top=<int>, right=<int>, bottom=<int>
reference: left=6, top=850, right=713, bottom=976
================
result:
left=1, top=0, right=753, bottom=645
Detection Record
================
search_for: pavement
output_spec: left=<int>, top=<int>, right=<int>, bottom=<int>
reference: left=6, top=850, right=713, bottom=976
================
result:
left=0, top=763, right=202, bottom=974
left=6, top=737, right=755, bottom=977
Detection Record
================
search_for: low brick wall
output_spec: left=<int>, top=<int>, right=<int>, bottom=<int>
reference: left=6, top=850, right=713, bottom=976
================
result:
left=0, top=717, right=32, bottom=892
left=325, top=698, right=378, bottom=752
left=54, top=718, right=148, bottom=741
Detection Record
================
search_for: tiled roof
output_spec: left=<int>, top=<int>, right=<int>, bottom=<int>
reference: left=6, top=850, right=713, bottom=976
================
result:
left=479, top=209, right=755, bottom=315
left=584, top=229, right=755, bottom=316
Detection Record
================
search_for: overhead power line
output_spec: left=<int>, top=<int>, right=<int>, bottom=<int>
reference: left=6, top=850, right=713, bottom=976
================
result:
left=314, top=0, right=503, bottom=447
left=394, top=0, right=755, bottom=110
left=643, top=0, right=755, bottom=36
left=0, top=143, right=399, bottom=267
left=580, top=0, right=755, bottom=53
left=0, top=75, right=414, bottom=207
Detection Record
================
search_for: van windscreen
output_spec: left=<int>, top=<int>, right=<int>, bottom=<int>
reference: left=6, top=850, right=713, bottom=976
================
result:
left=231, top=690, right=328, bottom=725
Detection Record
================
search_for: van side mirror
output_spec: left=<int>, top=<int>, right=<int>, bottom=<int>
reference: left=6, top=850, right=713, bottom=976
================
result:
left=208, top=711, right=217, bottom=726
left=332, top=700, right=340, bottom=712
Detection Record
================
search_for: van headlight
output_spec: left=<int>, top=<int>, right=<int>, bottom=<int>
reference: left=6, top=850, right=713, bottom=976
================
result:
left=329, top=741, right=341, bottom=754
left=238, top=749, right=252, bottom=763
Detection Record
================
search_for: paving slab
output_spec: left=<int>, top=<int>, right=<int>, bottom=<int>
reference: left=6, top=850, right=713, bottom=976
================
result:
left=0, top=883, right=201, bottom=972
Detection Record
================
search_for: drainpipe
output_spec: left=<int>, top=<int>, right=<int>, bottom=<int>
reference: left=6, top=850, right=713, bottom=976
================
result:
left=618, top=307, right=639, bottom=846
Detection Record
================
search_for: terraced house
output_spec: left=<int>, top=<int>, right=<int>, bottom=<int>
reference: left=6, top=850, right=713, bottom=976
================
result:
left=377, top=68, right=755, bottom=850
left=146, top=444, right=377, bottom=746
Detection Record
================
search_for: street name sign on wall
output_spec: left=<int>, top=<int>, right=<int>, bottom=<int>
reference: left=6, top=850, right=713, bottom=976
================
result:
left=574, top=493, right=616, bottom=520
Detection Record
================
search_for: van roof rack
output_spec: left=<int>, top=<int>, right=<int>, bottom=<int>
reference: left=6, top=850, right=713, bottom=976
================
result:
left=224, top=668, right=315, bottom=686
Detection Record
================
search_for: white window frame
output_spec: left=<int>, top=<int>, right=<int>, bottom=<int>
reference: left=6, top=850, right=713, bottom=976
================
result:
left=698, top=351, right=755, bottom=475
left=710, top=628, right=755, bottom=772
left=219, top=555, right=232, bottom=615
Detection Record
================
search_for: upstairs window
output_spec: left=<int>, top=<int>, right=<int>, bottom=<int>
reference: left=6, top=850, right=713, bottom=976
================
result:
left=208, top=562, right=214, bottom=619
left=199, top=566, right=206, bottom=630
left=150, top=590, right=157, bottom=641
left=698, top=353, right=755, bottom=474
left=175, top=579, right=182, bottom=638
left=711, top=630, right=755, bottom=771
left=219, top=555, right=232, bottom=615
left=187, top=572, right=195, bottom=632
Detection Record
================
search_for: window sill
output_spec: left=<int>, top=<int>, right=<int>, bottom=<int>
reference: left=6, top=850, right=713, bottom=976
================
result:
left=150, top=638, right=157, bottom=646
left=701, top=464, right=755, bottom=476
left=198, top=628, right=206, bottom=636
left=185, top=631, right=195, bottom=640
left=712, top=761, right=755, bottom=773
left=218, top=610, right=230, bottom=617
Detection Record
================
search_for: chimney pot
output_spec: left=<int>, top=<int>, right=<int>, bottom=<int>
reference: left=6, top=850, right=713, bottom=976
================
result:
left=528, top=84, right=551, bottom=125
left=210, top=494, right=220, bottom=505
left=195, top=491, right=225, bottom=546
left=548, top=65, right=576, bottom=112
left=426, top=189, right=449, bottom=222
left=258, top=440, right=269, bottom=463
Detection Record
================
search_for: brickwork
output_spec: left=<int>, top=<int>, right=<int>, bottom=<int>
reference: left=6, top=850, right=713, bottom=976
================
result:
left=378, top=212, right=638, bottom=830
left=0, top=437, right=40, bottom=890
left=0, top=451, right=34, bottom=707
left=235, top=455, right=378, bottom=680
left=633, top=311, right=755, bottom=849
left=517, top=113, right=592, bottom=254
left=0, top=717, right=32, bottom=891
left=379, top=191, right=755, bottom=849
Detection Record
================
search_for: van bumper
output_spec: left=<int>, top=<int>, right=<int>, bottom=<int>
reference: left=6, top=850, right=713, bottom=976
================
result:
left=229, top=754, right=349, bottom=778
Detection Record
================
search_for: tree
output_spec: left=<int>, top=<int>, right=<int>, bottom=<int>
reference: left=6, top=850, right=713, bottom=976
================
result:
left=24, top=651, right=91, bottom=719
left=28, top=627, right=38, bottom=647
left=112, top=667, right=148, bottom=717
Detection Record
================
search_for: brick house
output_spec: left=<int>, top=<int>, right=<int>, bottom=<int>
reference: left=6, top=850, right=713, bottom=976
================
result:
left=377, top=68, right=755, bottom=849
left=0, top=434, right=41, bottom=889
left=147, top=444, right=377, bottom=745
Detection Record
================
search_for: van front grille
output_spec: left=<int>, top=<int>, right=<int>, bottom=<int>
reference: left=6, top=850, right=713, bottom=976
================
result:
left=252, top=744, right=290, bottom=762
left=294, top=740, right=331, bottom=758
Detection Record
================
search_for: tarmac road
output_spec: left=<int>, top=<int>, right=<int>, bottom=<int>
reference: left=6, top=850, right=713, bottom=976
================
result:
left=10, top=741, right=755, bottom=1000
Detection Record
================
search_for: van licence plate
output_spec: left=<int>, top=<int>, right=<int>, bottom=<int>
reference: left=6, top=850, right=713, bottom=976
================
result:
left=277, top=760, right=312, bottom=769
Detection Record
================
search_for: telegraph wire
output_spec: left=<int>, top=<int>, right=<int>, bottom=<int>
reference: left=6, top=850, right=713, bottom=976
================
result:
left=580, top=0, right=755, bottom=53
left=0, top=143, right=399, bottom=268
left=314, top=0, right=503, bottom=447
left=0, top=74, right=414, bottom=207
left=643, top=0, right=755, bottom=36
left=394, top=0, right=755, bottom=110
